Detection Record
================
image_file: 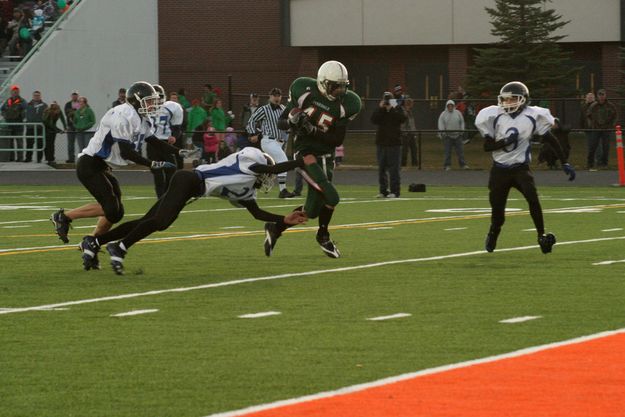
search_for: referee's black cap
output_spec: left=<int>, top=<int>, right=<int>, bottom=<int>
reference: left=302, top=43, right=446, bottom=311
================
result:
left=269, top=87, right=282, bottom=96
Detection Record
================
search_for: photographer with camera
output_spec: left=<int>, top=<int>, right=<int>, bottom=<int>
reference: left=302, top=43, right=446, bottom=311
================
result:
left=371, top=91, right=407, bottom=198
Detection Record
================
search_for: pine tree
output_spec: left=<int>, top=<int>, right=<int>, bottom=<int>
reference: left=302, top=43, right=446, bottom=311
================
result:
left=466, top=0, right=578, bottom=99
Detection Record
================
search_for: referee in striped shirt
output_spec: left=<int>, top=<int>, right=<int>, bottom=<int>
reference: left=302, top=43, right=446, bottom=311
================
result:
left=246, top=87, right=295, bottom=198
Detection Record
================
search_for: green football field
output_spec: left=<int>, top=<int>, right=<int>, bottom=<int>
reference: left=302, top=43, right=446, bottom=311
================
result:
left=1, top=184, right=624, bottom=417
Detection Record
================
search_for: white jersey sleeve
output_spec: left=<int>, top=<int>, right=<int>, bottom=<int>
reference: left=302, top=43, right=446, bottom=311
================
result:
left=527, top=106, right=555, bottom=135
left=152, top=101, right=184, bottom=140
left=474, top=105, right=500, bottom=138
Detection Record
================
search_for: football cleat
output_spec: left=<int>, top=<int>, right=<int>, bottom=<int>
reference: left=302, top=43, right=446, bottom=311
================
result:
left=50, top=209, right=72, bottom=243
left=538, top=233, right=556, bottom=254
left=264, top=222, right=282, bottom=257
left=316, top=231, right=341, bottom=258
left=484, top=226, right=501, bottom=253
left=79, top=236, right=101, bottom=271
left=106, top=242, right=127, bottom=275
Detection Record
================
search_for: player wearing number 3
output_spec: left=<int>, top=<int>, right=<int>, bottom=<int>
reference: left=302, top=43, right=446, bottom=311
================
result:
left=264, top=60, right=361, bottom=259
left=476, top=81, right=576, bottom=254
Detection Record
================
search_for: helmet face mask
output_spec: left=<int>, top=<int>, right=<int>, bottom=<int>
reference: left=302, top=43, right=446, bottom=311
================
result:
left=127, top=81, right=162, bottom=117
left=498, top=81, right=529, bottom=114
left=255, top=152, right=276, bottom=193
left=152, top=84, right=166, bottom=106
left=317, top=60, right=349, bottom=101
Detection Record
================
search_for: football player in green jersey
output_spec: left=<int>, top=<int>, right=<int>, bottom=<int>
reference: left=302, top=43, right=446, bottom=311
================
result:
left=264, top=60, right=362, bottom=258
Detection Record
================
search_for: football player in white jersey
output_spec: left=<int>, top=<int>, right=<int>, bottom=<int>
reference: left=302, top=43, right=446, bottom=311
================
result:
left=147, top=84, right=186, bottom=197
left=78, top=146, right=307, bottom=275
left=475, top=81, right=576, bottom=254
left=50, top=82, right=195, bottom=270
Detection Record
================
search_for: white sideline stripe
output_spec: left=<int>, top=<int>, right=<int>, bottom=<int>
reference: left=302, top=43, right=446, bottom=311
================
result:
left=1, top=225, right=30, bottom=228
left=2, top=235, right=625, bottom=316
left=592, top=258, right=625, bottom=266
left=203, top=327, right=625, bottom=417
left=499, top=315, right=541, bottom=324
left=522, top=228, right=535, bottom=232
left=444, top=227, right=466, bottom=231
left=238, top=311, right=281, bottom=319
left=367, top=313, right=411, bottom=321
left=221, top=226, right=245, bottom=229
left=0, top=307, right=68, bottom=312
left=602, top=228, right=623, bottom=232
left=74, top=225, right=98, bottom=229
left=0, top=218, right=49, bottom=225
left=111, top=309, right=158, bottom=317
left=367, top=227, right=394, bottom=230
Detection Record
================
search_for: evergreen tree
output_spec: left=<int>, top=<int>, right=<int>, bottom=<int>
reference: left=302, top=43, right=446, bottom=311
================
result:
left=466, top=0, right=578, bottom=99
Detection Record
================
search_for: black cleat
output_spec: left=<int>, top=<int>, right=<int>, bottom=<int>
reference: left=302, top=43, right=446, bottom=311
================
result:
left=538, top=233, right=556, bottom=254
left=278, top=189, right=296, bottom=199
left=484, top=226, right=501, bottom=253
left=316, top=231, right=341, bottom=258
left=51, top=209, right=72, bottom=243
left=79, top=236, right=101, bottom=271
left=106, top=242, right=126, bottom=275
left=264, top=222, right=282, bottom=257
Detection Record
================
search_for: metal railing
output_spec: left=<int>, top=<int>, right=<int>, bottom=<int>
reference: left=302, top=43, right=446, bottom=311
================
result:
left=0, top=122, right=46, bottom=161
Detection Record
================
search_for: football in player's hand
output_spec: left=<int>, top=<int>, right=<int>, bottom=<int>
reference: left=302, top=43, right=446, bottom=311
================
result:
left=288, top=108, right=305, bottom=125
left=284, top=210, right=308, bottom=225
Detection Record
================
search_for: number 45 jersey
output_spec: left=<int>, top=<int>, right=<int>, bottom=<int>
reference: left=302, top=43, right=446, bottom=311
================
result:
left=285, top=77, right=361, bottom=156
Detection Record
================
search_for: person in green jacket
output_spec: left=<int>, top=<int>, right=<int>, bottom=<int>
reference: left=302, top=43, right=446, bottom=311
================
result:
left=177, top=88, right=191, bottom=110
left=187, top=99, right=208, bottom=134
left=72, top=96, right=96, bottom=153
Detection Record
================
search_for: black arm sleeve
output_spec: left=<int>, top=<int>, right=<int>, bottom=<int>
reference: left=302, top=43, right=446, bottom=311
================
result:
left=145, top=136, right=180, bottom=154
left=483, top=135, right=508, bottom=152
left=249, top=158, right=303, bottom=174
left=238, top=199, right=285, bottom=223
left=171, top=125, right=182, bottom=141
left=278, top=107, right=290, bottom=131
left=118, top=141, right=152, bottom=167
left=539, top=130, right=567, bottom=163
left=312, top=125, right=347, bottom=147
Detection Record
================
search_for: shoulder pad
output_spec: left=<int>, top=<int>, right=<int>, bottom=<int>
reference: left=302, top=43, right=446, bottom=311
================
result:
left=341, top=91, right=362, bottom=119
left=289, top=77, right=317, bottom=103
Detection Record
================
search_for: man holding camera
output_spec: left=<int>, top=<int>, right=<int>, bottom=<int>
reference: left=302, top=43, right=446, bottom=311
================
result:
left=371, top=92, right=407, bottom=198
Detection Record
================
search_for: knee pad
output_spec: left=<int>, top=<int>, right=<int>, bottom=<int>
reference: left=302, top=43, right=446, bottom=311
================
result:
left=104, top=202, right=124, bottom=224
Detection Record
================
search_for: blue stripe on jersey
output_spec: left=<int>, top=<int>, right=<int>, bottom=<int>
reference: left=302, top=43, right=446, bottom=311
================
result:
left=195, top=156, right=242, bottom=180
left=525, top=115, right=537, bottom=135
left=94, top=131, right=131, bottom=159
left=493, top=113, right=503, bottom=133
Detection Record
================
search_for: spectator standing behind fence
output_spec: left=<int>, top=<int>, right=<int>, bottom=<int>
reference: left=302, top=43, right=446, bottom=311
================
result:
left=177, top=88, right=191, bottom=110
left=202, top=84, right=216, bottom=112
left=438, top=99, right=468, bottom=171
left=371, top=91, right=406, bottom=198
left=586, top=89, right=618, bottom=170
left=73, top=96, right=96, bottom=153
left=239, top=93, right=260, bottom=149
left=187, top=99, right=207, bottom=133
left=210, top=98, right=232, bottom=144
left=111, top=87, right=126, bottom=107
left=1, top=85, right=26, bottom=162
left=247, top=87, right=295, bottom=198
left=42, top=101, right=66, bottom=166
left=580, top=92, right=595, bottom=166
left=202, top=121, right=218, bottom=164
left=64, top=90, right=80, bottom=162
left=400, top=97, right=418, bottom=167
left=24, top=90, right=47, bottom=163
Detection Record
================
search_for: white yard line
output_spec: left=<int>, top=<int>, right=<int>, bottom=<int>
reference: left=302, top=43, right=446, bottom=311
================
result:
left=601, top=228, right=623, bottom=232
left=2, top=235, right=625, bottom=316
left=367, top=227, right=394, bottom=230
left=444, top=227, right=467, bottom=231
left=111, top=309, right=159, bottom=317
left=367, top=313, right=411, bottom=321
left=202, top=327, right=625, bottom=417
left=592, top=258, right=625, bottom=266
left=1, top=225, right=31, bottom=229
left=238, top=311, right=281, bottom=319
left=499, top=316, right=542, bottom=324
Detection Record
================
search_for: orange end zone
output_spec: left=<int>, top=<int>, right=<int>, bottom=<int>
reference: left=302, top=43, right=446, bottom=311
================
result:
left=240, top=333, right=625, bottom=417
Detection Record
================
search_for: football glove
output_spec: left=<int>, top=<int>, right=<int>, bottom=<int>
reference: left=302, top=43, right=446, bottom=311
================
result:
left=288, top=108, right=306, bottom=126
left=298, top=117, right=317, bottom=136
left=562, top=163, right=576, bottom=181
left=179, top=148, right=201, bottom=159
left=151, top=161, right=177, bottom=170
left=503, top=131, right=519, bottom=146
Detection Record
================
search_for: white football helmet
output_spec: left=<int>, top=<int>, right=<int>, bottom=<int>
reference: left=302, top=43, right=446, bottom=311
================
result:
left=256, top=152, right=276, bottom=193
left=497, top=81, right=529, bottom=114
left=152, top=84, right=166, bottom=106
left=317, top=60, right=349, bottom=101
